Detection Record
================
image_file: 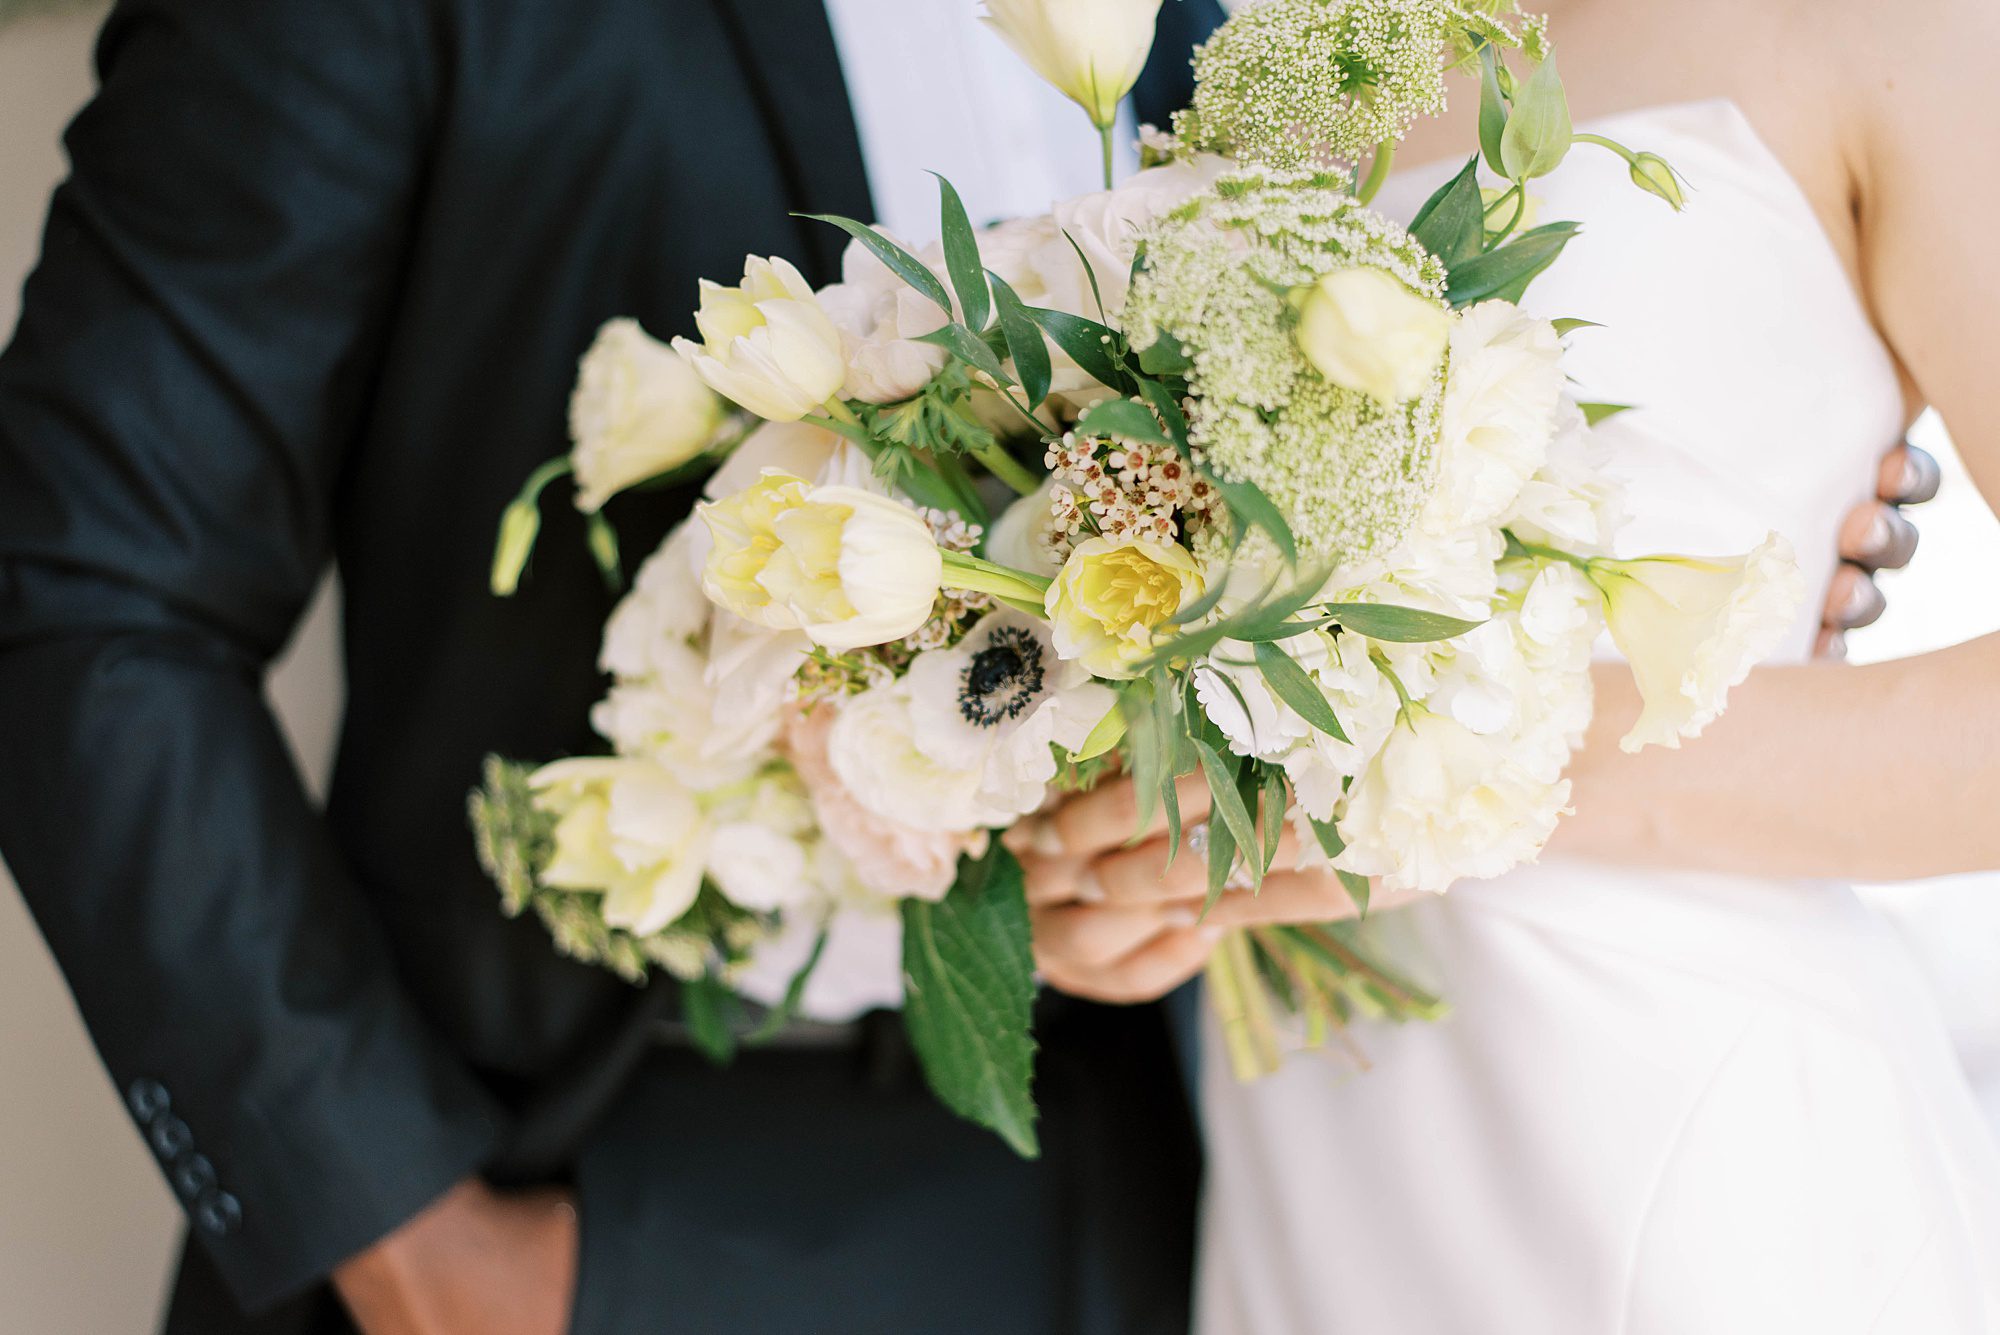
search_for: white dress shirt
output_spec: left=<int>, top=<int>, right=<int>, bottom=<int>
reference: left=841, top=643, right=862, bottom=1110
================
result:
left=821, top=0, right=1138, bottom=241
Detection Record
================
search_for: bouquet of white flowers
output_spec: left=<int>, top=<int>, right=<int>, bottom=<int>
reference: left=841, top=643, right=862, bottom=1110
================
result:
left=473, top=0, right=1802, bottom=1156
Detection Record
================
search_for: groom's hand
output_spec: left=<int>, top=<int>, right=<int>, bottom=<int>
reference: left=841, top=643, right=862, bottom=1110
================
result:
left=333, top=1178, right=578, bottom=1335
left=1819, top=439, right=1939, bottom=657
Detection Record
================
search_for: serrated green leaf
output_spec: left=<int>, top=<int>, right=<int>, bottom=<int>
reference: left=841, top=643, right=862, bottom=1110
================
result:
left=1445, top=221, right=1581, bottom=308
left=1499, top=54, right=1572, bottom=180
left=1252, top=640, right=1350, bottom=742
left=931, top=174, right=990, bottom=333
left=1410, top=156, right=1486, bottom=269
left=1075, top=396, right=1172, bottom=447
left=1478, top=47, right=1510, bottom=177
left=681, top=972, right=739, bottom=1066
left=1579, top=400, right=1633, bottom=425
left=1323, top=602, right=1485, bottom=642
left=1025, top=306, right=1130, bottom=394
left=901, top=844, right=1040, bottom=1159
left=798, top=212, right=951, bottom=315
left=988, top=273, right=1051, bottom=411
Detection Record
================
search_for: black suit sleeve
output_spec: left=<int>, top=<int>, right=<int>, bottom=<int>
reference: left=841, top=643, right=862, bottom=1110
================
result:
left=0, top=0, right=507, bottom=1310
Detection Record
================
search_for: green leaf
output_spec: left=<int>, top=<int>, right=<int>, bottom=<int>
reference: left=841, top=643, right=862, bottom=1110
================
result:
left=1323, top=602, right=1486, bottom=642
left=1339, top=870, right=1372, bottom=917
left=1075, top=396, right=1172, bottom=447
left=1136, top=328, right=1194, bottom=377
left=1409, top=156, right=1487, bottom=270
left=1061, top=229, right=1109, bottom=322
left=1499, top=53, right=1573, bottom=181
left=1578, top=400, right=1633, bottom=425
left=1124, top=678, right=1163, bottom=835
left=1307, top=814, right=1345, bottom=862
left=901, top=844, right=1040, bottom=1159
left=681, top=972, right=740, bottom=1066
left=1252, top=640, right=1350, bottom=743
left=1259, top=766, right=1287, bottom=875
left=1477, top=47, right=1510, bottom=178
left=916, top=322, right=1015, bottom=388
left=931, top=174, right=991, bottom=333
left=586, top=511, right=623, bottom=594
left=1551, top=317, right=1602, bottom=336
left=1205, top=470, right=1299, bottom=564
left=1445, top=221, right=1581, bottom=307
left=797, top=213, right=951, bottom=315
left=1193, top=739, right=1260, bottom=881
left=1202, top=801, right=1238, bottom=912
left=1133, top=378, right=1192, bottom=451
left=988, top=273, right=1052, bottom=412
left=745, top=924, right=831, bottom=1045
left=1069, top=697, right=1128, bottom=762
left=1025, top=306, right=1130, bottom=394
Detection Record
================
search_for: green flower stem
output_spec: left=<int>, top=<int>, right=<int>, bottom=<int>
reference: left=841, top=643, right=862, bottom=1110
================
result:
left=1099, top=121, right=1117, bottom=191
left=940, top=549, right=1052, bottom=614
left=1355, top=140, right=1397, bottom=206
left=821, top=398, right=862, bottom=426
left=489, top=455, right=576, bottom=596
left=1483, top=181, right=1527, bottom=246
left=1502, top=530, right=1593, bottom=570
left=969, top=439, right=1043, bottom=497
left=1571, top=131, right=1638, bottom=164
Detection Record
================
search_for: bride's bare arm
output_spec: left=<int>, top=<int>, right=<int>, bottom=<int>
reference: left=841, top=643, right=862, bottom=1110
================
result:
left=1553, top=0, right=2000, bottom=883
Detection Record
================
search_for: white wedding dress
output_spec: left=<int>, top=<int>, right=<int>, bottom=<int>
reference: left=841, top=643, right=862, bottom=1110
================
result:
left=1197, top=100, right=2000, bottom=1335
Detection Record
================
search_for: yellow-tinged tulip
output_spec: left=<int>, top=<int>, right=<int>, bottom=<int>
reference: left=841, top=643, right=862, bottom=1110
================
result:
left=1293, top=266, right=1453, bottom=405
left=980, top=0, right=1164, bottom=130
left=670, top=256, right=847, bottom=422
left=1044, top=535, right=1204, bottom=678
left=698, top=472, right=943, bottom=650
left=530, top=757, right=709, bottom=937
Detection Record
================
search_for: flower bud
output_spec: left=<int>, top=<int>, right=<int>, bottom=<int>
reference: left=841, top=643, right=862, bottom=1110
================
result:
left=670, top=256, right=847, bottom=422
left=1293, top=267, right=1452, bottom=405
left=490, top=498, right=541, bottom=597
left=698, top=473, right=943, bottom=650
left=1629, top=152, right=1685, bottom=211
left=569, top=319, right=728, bottom=512
left=980, top=0, right=1163, bottom=130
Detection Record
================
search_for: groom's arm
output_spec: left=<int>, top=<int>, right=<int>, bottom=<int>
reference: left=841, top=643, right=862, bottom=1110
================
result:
left=0, top=0, right=511, bottom=1312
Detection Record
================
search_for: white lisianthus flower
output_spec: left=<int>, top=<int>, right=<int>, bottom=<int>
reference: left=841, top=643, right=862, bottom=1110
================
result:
left=1429, top=301, right=1566, bottom=530
left=979, top=0, right=1164, bottom=129
left=830, top=610, right=1115, bottom=832
left=568, top=319, right=729, bottom=512
left=599, top=522, right=709, bottom=680
left=1046, top=535, right=1206, bottom=678
left=1293, top=267, right=1453, bottom=406
left=697, top=472, right=942, bottom=650
left=531, top=758, right=710, bottom=936
left=1334, top=706, right=1571, bottom=895
left=815, top=236, right=950, bottom=404
left=1589, top=533, right=1805, bottom=752
left=671, top=255, right=846, bottom=421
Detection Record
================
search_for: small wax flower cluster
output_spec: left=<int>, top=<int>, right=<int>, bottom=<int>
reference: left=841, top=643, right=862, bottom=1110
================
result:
left=794, top=509, right=992, bottom=704
left=1041, top=431, right=1224, bottom=562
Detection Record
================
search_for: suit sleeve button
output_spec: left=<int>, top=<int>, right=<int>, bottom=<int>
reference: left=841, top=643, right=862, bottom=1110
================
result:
left=127, top=1079, right=170, bottom=1122
left=148, top=1114, right=193, bottom=1160
left=194, top=1189, right=242, bottom=1238
left=173, top=1153, right=217, bottom=1199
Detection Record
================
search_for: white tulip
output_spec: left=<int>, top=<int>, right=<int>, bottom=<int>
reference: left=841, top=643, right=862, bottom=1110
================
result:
left=1334, top=706, right=1571, bottom=895
left=1589, top=533, right=1805, bottom=752
left=980, top=0, right=1164, bottom=129
left=698, top=471, right=942, bottom=650
left=568, top=319, right=729, bottom=512
left=670, top=255, right=847, bottom=421
left=1293, top=266, right=1453, bottom=406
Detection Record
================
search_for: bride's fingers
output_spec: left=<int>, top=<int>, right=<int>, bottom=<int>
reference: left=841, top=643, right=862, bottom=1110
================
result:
left=1034, top=772, right=1213, bottom=860
left=1087, top=824, right=1309, bottom=905
left=1031, top=901, right=1183, bottom=971
left=1038, top=927, right=1218, bottom=1005
left=1018, top=851, right=1091, bottom=906
left=1195, top=869, right=1373, bottom=929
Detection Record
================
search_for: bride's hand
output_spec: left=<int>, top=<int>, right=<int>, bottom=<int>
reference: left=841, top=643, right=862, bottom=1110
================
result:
left=1010, top=776, right=1393, bottom=1004
left=1819, top=438, right=1939, bottom=656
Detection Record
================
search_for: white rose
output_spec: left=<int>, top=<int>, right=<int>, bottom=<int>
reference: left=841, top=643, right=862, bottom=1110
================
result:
left=697, top=472, right=942, bottom=650
left=568, top=319, right=729, bottom=512
left=671, top=255, right=847, bottom=421
left=1590, top=532, right=1805, bottom=752
left=979, top=0, right=1164, bottom=129
left=1334, top=706, right=1571, bottom=895
left=1294, top=267, right=1453, bottom=406
left=1428, top=301, right=1566, bottom=530
left=531, top=758, right=710, bottom=936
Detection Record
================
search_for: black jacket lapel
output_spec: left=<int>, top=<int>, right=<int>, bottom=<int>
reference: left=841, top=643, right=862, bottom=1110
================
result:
left=1135, top=0, right=1228, bottom=129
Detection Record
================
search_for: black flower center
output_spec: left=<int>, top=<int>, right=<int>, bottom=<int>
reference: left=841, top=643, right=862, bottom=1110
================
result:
left=958, top=627, right=1046, bottom=728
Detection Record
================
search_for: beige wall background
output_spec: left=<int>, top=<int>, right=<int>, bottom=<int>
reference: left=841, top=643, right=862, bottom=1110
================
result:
left=1, top=4, right=1997, bottom=1332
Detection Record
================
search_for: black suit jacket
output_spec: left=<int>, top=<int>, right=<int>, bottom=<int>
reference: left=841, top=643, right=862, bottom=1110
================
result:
left=0, top=0, right=1221, bottom=1328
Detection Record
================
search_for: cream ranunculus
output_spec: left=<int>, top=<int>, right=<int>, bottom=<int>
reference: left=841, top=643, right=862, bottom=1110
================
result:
left=698, top=472, right=942, bottom=650
left=1045, top=535, right=1205, bottom=678
left=1293, top=266, right=1453, bottom=406
left=569, top=319, right=730, bottom=512
left=1334, top=705, right=1571, bottom=895
left=531, top=758, right=710, bottom=937
left=979, top=0, right=1163, bottom=129
left=1589, top=533, right=1805, bottom=752
left=670, top=255, right=846, bottom=421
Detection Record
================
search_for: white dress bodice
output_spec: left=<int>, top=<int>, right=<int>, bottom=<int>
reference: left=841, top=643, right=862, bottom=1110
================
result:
left=1197, top=101, right=2000, bottom=1335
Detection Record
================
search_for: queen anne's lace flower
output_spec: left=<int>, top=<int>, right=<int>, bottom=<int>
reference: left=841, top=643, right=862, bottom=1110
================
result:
left=1124, top=168, right=1448, bottom=563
